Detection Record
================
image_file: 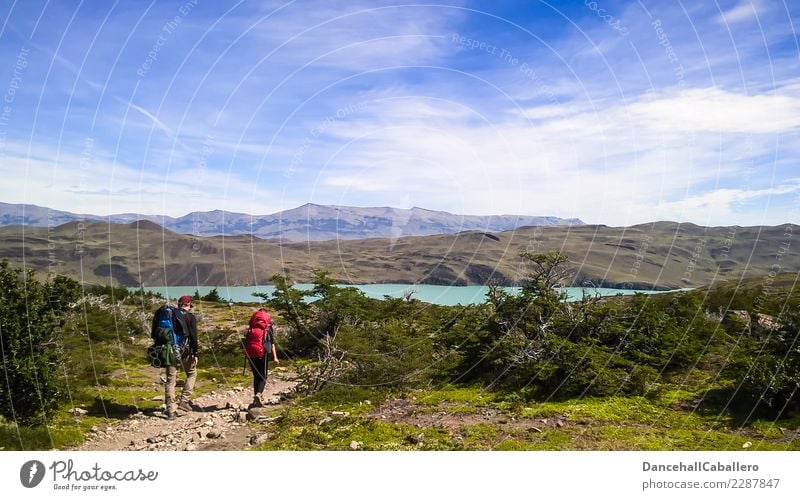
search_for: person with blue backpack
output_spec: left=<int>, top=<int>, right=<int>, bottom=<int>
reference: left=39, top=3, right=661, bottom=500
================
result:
left=150, top=295, right=199, bottom=420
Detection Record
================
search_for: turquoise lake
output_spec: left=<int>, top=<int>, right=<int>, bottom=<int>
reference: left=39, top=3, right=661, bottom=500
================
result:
left=134, top=284, right=675, bottom=306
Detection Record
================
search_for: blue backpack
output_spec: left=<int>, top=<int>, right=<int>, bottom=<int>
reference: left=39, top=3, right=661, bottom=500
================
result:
left=151, top=305, right=177, bottom=344
left=149, top=305, right=177, bottom=367
left=153, top=305, right=190, bottom=345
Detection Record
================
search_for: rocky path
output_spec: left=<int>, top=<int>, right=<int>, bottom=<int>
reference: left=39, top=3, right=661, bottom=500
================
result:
left=76, top=373, right=297, bottom=451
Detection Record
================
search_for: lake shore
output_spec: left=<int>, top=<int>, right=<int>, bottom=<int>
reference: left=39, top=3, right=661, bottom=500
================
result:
left=132, top=283, right=682, bottom=306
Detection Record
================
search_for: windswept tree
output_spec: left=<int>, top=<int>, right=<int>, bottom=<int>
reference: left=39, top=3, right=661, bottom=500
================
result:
left=488, top=251, right=573, bottom=342
left=202, top=287, right=223, bottom=302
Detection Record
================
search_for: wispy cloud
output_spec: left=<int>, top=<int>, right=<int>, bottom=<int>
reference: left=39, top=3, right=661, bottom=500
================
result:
left=0, top=140, right=280, bottom=216
left=654, top=180, right=800, bottom=223
left=121, top=99, right=174, bottom=137
left=311, top=81, right=800, bottom=224
left=717, top=0, right=763, bottom=25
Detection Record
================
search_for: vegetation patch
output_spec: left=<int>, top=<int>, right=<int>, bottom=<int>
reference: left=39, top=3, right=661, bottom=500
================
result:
left=3, top=259, right=800, bottom=450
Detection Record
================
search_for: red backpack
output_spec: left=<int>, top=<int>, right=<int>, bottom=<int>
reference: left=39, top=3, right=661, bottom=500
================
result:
left=244, top=309, right=272, bottom=359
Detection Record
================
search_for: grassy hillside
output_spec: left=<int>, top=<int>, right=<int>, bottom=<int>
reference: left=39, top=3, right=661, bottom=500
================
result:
left=0, top=220, right=795, bottom=289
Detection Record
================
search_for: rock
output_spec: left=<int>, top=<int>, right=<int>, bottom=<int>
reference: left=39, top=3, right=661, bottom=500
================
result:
left=160, top=375, right=167, bottom=384
left=349, top=440, right=361, bottom=450
left=204, top=420, right=214, bottom=427
left=129, top=440, right=136, bottom=446
left=742, top=441, right=752, bottom=449
left=146, top=437, right=159, bottom=444
left=363, top=400, right=371, bottom=406
left=206, top=431, right=222, bottom=439
left=331, top=411, right=350, bottom=417
left=185, top=444, right=197, bottom=451
left=248, top=407, right=271, bottom=421
left=90, top=426, right=99, bottom=434
left=541, top=419, right=548, bottom=425
left=405, top=433, right=424, bottom=445
left=555, top=420, right=565, bottom=428
left=237, top=412, right=249, bottom=424
left=249, top=434, right=269, bottom=446
left=152, top=395, right=165, bottom=401
left=722, top=310, right=752, bottom=334
left=70, top=408, right=88, bottom=416
left=265, top=396, right=281, bottom=405
left=528, top=427, right=543, bottom=433
left=318, top=417, right=333, bottom=425
left=755, top=313, right=780, bottom=333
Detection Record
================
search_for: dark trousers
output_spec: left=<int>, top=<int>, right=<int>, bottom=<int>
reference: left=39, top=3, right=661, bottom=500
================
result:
left=248, top=356, right=268, bottom=396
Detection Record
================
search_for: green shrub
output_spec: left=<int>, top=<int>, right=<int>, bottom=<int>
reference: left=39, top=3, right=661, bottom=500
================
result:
left=723, top=313, right=800, bottom=417
left=0, top=262, right=80, bottom=423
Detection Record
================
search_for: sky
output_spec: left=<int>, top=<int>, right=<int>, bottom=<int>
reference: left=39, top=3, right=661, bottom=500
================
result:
left=0, top=0, right=798, bottom=226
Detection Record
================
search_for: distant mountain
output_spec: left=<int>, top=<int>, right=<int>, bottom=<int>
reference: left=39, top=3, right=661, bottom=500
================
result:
left=0, top=218, right=796, bottom=290
left=0, top=202, right=583, bottom=241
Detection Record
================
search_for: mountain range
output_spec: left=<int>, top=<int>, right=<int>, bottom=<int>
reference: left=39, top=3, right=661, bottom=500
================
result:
left=0, top=202, right=583, bottom=242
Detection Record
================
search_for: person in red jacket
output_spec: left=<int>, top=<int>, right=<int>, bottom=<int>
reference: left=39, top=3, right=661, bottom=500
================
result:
left=244, top=308, right=279, bottom=408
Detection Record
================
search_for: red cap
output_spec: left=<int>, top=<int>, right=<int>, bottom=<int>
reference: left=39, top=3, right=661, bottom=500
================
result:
left=178, top=295, right=194, bottom=306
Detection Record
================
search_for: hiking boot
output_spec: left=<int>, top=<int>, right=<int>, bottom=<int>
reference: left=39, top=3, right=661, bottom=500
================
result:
left=177, top=401, right=193, bottom=412
left=249, top=395, right=263, bottom=409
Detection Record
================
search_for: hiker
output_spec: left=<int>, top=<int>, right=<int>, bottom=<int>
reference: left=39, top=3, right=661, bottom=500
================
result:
left=163, top=295, right=199, bottom=420
left=243, top=307, right=279, bottom=408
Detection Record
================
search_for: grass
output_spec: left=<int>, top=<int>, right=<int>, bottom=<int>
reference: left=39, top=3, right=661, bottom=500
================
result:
left=414, top=386, right=498, bottom=406
left=0, top=409, right=116, bottom=451
left=579, top=426, right=791, bottom=451
left=252, top=406, right=454, bottom=451
left=244, top=379, right=800, bottom=451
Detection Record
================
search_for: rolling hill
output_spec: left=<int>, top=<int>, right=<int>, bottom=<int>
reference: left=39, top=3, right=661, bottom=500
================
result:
left=0, top=219, right=796, bottom=289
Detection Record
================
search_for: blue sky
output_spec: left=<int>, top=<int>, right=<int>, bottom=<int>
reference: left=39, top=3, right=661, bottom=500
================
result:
left=0, top=0, right=798, bottom=226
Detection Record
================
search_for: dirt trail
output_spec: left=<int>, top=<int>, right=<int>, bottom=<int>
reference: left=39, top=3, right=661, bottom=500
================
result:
left=75, top=373, right=297, bottom=451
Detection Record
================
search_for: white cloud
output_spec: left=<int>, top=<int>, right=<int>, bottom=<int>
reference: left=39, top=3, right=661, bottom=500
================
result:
left=122, top=100, right=175, bottom=137
left=653, top=181, right=800, bottom=224
left=717, top=0, right=762, bottom=25
left=0, top=141, right=281, bottom=217
left=243, top=1, right=463, bottom=72
left=307, top=84, right=800, bottom=225
left=626, top=87, right=800, bottom=134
